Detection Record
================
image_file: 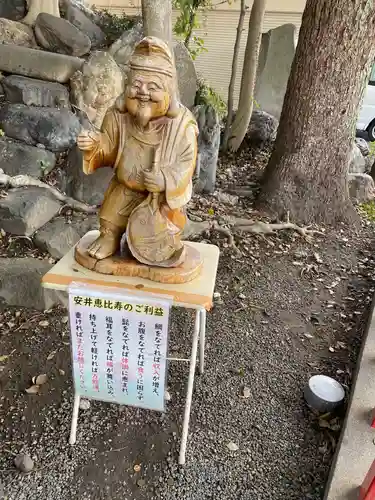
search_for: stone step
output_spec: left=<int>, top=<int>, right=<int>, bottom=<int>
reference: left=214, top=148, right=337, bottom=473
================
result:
left=0, top=43, right=83, bottom=83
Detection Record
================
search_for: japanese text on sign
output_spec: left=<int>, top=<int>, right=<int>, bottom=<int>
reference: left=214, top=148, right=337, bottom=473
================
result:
left=69, top=286, right=170, bottom=412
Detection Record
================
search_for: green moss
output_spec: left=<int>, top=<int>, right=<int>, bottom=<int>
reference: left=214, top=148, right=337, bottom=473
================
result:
left=359, top=200, right=375, bottom=220
left=92, top=7, right=137, bottom=45
left=369, top=141, right=375, bottom=159
left=195, top=78, right=227, bottom=119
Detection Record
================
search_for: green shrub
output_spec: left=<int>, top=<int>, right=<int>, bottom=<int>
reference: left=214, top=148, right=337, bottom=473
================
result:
left=195, top=79, right=227, bottom=119
left=369, top=141, right=375, bottom=159
left=92, top=7, right=137, bottom=45
left=359, top=200, right=375, bottom=221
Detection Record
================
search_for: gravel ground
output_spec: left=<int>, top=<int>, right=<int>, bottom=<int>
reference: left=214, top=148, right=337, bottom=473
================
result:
left=1, top=218, right=374, bottom=500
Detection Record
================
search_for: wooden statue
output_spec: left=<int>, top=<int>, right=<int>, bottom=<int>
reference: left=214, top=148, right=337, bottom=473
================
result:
left=75, top=37, right=202, bottom=283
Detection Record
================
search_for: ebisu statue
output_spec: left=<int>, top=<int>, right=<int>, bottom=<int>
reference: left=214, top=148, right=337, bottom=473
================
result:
left=75, top=36, right=202, bottom=283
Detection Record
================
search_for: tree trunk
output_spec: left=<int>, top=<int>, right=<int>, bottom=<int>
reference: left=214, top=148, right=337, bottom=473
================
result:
left=257, top=0, right=375, bottom=225
left=141, top=0, right=172, bottom=47
left=227, top=0, right=266, bottom=152
left=222, top=0, right=247, bottom=151
left=23, top=0, right=60, bottom=26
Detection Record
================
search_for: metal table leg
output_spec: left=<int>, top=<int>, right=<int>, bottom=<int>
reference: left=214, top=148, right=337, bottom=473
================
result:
left=199, top=308, right=206, bottom=375
left=179, top=310, right=200, bottom=465
left=69, top=393, right=81, bottom=445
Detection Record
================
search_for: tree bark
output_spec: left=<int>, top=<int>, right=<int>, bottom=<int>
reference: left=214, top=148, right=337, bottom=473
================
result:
left=141, top=0, right=172, bottom=47
left=257, top=0, right=375, bottom=225
left=227, top=0, right=266, bottom=152
left=23, top=0, right=60, bottom=26
left=222, top=0, right=247, bottom=151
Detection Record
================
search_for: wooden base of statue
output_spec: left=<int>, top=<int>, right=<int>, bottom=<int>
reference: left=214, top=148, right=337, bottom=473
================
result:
left=74, top=231, right=203, bottom=285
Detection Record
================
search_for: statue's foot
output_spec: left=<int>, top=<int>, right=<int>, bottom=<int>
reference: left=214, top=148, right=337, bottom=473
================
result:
left=88, top=234, right=120, bottom=260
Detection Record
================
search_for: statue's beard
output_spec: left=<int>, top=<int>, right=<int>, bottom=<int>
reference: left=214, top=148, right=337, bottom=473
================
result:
left=135, top=103, right=153, bottom=127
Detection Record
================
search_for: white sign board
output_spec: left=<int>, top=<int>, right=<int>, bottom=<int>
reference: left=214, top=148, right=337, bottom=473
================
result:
left=68, top=284, right=171, bottom=412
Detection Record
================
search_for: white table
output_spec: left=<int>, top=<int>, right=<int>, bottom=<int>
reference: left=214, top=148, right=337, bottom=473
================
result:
left=42, top=233, right=220, bottom=465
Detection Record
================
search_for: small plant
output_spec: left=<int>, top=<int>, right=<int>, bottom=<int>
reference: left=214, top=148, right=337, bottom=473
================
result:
left=195, top=78, right=227, bottom=118
left=369, top=141, right=375, bottom=159
left=92, top=7, right=137, bottom=45
left=173, top=0, right=211, bottom=60
left=359, top=200, right=375, bottom=221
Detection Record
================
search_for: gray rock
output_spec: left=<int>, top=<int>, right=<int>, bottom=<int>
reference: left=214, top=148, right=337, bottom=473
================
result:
left=109, top=23, right=144, bottom=75
left=60, top=0, right=101, bottom=24
left=2, top=75, right=70, bottom=108
left=365, top=155, right=373, bottom=172
left=34, top=216, right=98, bottom=259
left=173, top=41, right=197, bottom=110
left=0, top=257, right=64, bottom=310
left=348, top=173, right=375, bottom=204
left=14, top=454, right=34, bottom=473
left=0, top=18, right=38, bottom=48
left=255, top=24, right=297, bottom=119
left=0, top=44, right=84, bottom=83
left=348, top=143, right=366, bottom=174
left=35, top=13, right=91, bottom=57
left=246, top=109, right=279, bottom=144
left=0, top=187, right=61, bottom=236
left=79, top=398, right=91, bottom=410
left=70, top=51, right=125, bottom=130
left=0, top=137, right=56, bottom=178
left=355, top=137, right=370, bottom=157
left=193, top=104, right=220, bottom=194
left=65, top=4, right=106, bottom=48
left=0, top=0, right=26, bottom=21
left=0, top=104, right=81, bottom=152
left=62, top=146, right=113, bottom=205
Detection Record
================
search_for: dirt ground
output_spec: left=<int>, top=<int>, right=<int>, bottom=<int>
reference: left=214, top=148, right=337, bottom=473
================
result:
left=1, top=149, right=375, bottom=499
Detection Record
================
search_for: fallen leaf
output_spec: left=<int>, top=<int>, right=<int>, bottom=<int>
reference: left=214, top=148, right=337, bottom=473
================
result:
left=314, top=252, right=323, bottom=263
left=0, top=354, right=10, bottom=362
left=133, top=464, right=141, bottom=472
left=304, top=333, right=314, bottom=339
left=329, top=346, right=335, bottom=352
left=25, top=385, right=40, bottom=394
left=240, top=386, right=251, bottom=399
left=226, top=441, right=239, bottom=452
left=47, top=350, right=57, bottom=361
left=58, top=369, right=65, bottom=376
left=318, top=419, right=330, bottom=429
left=34, top=374, right=48, bottom=385
left=39, top=320, right=49, bottom=328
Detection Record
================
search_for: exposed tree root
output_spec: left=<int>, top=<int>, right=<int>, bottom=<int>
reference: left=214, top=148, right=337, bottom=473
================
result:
left=233, top=219, right=324, bottom=240
left=186, top=212, right=324, bottom=250
left=0, top=170, right=98, bottom=214
left=227, top=188, right=255, bottom=197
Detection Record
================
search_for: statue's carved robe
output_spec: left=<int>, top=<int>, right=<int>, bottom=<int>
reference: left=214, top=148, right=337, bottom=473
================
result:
left=82, top=107, right=198, bottom=232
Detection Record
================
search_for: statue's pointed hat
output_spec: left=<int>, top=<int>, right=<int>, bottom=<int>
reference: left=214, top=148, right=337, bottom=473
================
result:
left=129, top=36, right=174, bottom=78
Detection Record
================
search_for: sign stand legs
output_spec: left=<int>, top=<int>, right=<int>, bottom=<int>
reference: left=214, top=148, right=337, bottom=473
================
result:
left=68, top=306, right=207, bottom=466
left=179, top=307, right=206, bottom=465
left=69, top=393, right=81, bottom=445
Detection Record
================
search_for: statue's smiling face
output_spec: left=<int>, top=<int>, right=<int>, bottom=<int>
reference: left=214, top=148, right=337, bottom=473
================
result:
left=126, top=71, right=170, bottom=127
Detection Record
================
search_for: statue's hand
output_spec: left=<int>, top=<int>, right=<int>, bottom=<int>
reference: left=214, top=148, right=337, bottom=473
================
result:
left=77, top=130, right=100, bottom=152
left=144, top=170, right=165, bottom=193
